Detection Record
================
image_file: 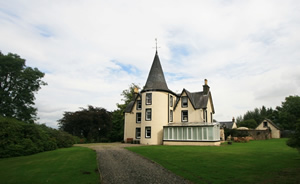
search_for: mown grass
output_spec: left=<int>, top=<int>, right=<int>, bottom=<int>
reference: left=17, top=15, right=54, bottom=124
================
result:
left=0, top=146, right=99, bottom=184
left=127, top=139, right=300, bottom=184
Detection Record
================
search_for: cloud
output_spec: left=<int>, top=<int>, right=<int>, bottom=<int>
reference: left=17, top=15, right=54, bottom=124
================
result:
left=1, top=0, right=300, bottom=128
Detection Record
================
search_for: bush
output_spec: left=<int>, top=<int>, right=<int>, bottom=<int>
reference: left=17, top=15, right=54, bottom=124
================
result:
left=0, top=116, right=77, bottom=158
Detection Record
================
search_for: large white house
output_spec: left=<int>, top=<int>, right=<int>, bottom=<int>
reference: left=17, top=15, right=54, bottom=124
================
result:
left=124, top=51, right=220, bottom=145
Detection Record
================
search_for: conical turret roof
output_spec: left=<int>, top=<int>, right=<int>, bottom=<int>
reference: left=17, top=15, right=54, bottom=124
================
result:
left=142, top=51, right=174, bottom=94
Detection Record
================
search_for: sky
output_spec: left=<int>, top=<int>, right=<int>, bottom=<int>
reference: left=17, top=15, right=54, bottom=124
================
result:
left=1, top=0, right=300, bottom=128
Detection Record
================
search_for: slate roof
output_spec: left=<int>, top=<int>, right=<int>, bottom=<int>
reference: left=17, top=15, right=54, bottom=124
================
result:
left=174, top=88, right=215, bottom=112
left=124, top=94, right=141, bottom=113
left=219, top=121, right=234, bottom=129
left=141, top=51, right=175, bottom=94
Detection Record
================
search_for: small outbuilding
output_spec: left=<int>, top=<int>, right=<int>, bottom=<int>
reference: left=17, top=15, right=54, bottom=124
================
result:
left=256, top=119, right=281, bottom=138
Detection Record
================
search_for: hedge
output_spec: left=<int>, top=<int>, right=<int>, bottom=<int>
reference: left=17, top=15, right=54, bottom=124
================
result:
left=0, top=116, right=77, bottom=158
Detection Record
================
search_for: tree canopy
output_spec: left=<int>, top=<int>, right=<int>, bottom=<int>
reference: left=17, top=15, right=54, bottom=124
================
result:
left=0, top=52, right=46, bottom=123
left=58, top=105, right=112, bottom=142
left=237, top=95, right=300, bottom=130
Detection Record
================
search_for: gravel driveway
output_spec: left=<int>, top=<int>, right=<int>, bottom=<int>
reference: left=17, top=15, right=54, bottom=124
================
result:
left=78, top=143, right=191, bottom=184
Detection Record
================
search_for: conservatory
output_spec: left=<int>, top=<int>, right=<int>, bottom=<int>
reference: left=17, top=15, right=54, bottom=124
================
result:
left=163, top=123, right=220, bottom=146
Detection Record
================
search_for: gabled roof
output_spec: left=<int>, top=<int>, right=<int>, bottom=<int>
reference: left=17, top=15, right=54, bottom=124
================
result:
left=124, top=93, right=141, bottom=113
left=259, top=119, right=281, bottom=130
left=219, top=121, right=234, bottom=129
left=174, top=88, right=215, bottom=113
left=141, top=51, right=175, bottom=95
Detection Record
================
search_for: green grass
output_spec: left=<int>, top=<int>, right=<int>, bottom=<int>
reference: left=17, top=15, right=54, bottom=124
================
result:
left=0, top=146, right=99, bottom=184
left=127, top=139, right=300, bottom=184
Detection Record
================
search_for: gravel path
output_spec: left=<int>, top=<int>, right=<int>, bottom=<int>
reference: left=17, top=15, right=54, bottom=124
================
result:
left=78, top=143, right=191, bottom=184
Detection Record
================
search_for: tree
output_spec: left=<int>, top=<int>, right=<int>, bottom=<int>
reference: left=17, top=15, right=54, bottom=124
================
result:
left=0, top=52, right=46, bottom=123
left=110, top=83, right=140, bottom=142
left=58, top=105, right=112, bottom=142
left=276, top=95, right=300, bottom=130
left=238, top=119, right=258, bottom=129
left=287, top=119, right=300, bottom=152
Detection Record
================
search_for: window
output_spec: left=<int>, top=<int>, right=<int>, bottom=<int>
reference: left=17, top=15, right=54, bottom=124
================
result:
left=210, top=112, right=213, bottom=123
left=169, top=95, right=173, bottom=107
left=136, top=100, right=142, bottom=110
left=170, top=110, right=173, bottom=122
left=146, top=93, right=152, bottom=105
left=136, top=128, right=141, bottom=139
left=136, top=113, right=141, bottom=123
left=182, top=96, right=188, bottom=107
left=182, top=110, right=188, bottom=122
left=145, top=108, right=151, bottom=121
left=203, top=110, right=207, bottom=122
left=263, top=121, right=268, bottom=127
left=145, top=127, right=151, bottom=138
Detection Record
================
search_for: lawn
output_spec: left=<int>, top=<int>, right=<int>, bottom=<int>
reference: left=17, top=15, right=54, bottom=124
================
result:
left=127, top=139, right=300, bottom=184
left=0, top=146, right=99, bottom=184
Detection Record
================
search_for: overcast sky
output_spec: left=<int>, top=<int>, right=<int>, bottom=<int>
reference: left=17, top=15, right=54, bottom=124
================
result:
left=1, top=0, right=299, bottom=128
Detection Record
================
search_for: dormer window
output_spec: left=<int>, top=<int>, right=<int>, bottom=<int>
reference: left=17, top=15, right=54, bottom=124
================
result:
left=136, top=100, right=142, bottom=110
left=182, top=96, right=188, bottom=108
left=146, top=93, right=152, bottom=105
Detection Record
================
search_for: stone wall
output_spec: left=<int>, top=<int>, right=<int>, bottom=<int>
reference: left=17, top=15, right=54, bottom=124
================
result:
left=235, top=129, right=271, bottom=140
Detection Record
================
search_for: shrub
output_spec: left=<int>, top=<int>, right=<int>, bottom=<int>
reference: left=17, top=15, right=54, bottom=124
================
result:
left=0, top=116, right=77, bottom=158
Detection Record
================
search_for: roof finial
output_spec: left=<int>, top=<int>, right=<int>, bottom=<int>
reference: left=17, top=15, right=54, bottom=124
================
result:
left=153, top=38, right=160, bottom=53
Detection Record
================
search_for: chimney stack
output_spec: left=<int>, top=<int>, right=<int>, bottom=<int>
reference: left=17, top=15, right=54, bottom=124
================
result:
left=203, top=79, right=210, bottom=94
left=133, top=87, right=139, bottom=98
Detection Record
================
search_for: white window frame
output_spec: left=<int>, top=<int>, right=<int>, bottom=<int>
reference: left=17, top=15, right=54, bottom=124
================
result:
left=136, top=128, right=141, bottom=139
left=169, top=95, right=173, bottom=107
left=182, top=110, right=188, bottom=122
left=182, top=96, right=188, bottom=107
left=145, top=108, right=151, bottom=121
left=146, top=93, right=152, bottom=105
left=145, top=127, right=151, bottom=138
left=136, top=100, right=142, bottom=110
left=136, top=112, right=141, bottom=123
left=170, top=110, right=173, bottom=122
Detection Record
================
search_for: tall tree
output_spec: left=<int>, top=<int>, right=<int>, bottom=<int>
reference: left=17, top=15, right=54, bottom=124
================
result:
left=0, top=52, right=46, bottom=123
left=58, top=105, right=111, bottom=142
left=277, top=95, right=300, bottom=130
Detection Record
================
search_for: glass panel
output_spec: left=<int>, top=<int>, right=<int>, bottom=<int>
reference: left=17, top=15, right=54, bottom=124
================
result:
left=178, top=127, right=182, bottom=140
left=183, top=127, right=187, bottom=140
left=169, top=128, right=173, bottom=139
left=193, top=128, right=197, bottom=140
left=198, top=127, right=202, bottom=140
left=174, top=127, right=177, bottom=140
left=164, top=128, right=168, bottom=140
left=208, top=127, right=214, bottom=140
left=203, top=127, right=207, bottom=140
left=188, top=128, right=192, bottom=140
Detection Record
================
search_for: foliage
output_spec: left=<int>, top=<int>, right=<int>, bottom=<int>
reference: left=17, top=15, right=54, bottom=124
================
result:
left=276, top=95, right=300, bottom=130
left=0, top=116, right=76, bottom=158
left=58, top=105, right=112, bottom=143
left=240, top=106, right=275, bottom=126
left=110, top=83, right=140, bottom=142
left=0, top=147, right=99, bottom=184
left=237, top=119, right=258, bottom=129
left=127, top=139, right=300, bottom=184
left=287, top=119, right=300, bottom=152
left=238, top=96, right=300, bottom=130
left=0, top=52, right=47, bottom=123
